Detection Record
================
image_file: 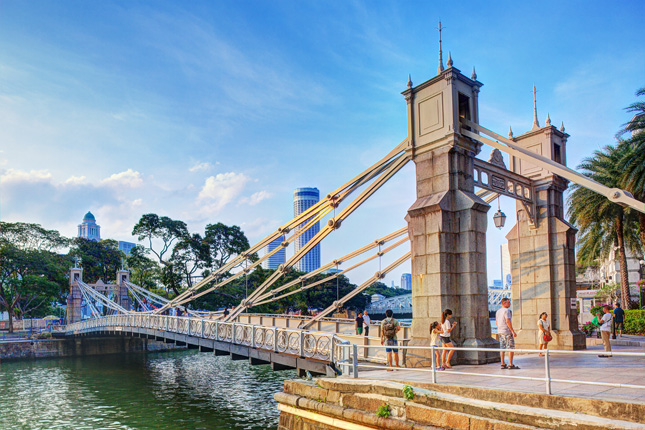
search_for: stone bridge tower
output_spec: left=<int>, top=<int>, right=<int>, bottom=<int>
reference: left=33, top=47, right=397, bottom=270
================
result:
left=116, top=269, right=131, bottom=310
left=403, top=59, right=497, bottom=365
left=506, top=104, right=585, bottom=350
left=68, top=264, right=83, bottom=324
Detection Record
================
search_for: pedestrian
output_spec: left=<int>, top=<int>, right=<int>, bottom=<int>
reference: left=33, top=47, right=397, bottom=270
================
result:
left=613, top=303, right=625, bottom=337
left=591, top=311, right=603, bottom=338
left=496, top=297, right=519, bottom=369
left=439, top=309, right=458, bottom=368
left=362, top=310, right=371, bottom=336
left=223, top=307, right=229, bottom=318
left=380, top=309, right=401, bottom=370
left=537, top=312, right=551, bottom=356
left=355, top=312, right=364, bottom=335
left=430, top=321, right=444, bottom=370
left=598, top=305, right=613, bottom=358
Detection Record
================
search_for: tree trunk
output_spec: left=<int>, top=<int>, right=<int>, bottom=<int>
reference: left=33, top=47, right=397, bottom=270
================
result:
left=7, top=306, right=14, bottom=334
left=616, top=215, right=633, bottom=309
left=639, top=213, right=645, bottom=256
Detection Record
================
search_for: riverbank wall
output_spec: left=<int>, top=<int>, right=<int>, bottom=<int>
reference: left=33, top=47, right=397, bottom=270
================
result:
left=275, top=378, right=645, bottom=430
left=0, top=336, right=182, bottom=361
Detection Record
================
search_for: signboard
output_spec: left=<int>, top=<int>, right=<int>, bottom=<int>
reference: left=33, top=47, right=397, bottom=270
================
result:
left=570, top=298, right=577, bottom=309
left=0, top=321, right=5, bottom=329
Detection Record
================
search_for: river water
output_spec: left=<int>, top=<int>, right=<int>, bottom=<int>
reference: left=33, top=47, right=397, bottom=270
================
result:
left=0, top=350, right=294, bottom=430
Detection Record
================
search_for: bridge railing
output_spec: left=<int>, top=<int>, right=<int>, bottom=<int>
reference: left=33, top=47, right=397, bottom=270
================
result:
left=65, top=315, right=340, bottom=362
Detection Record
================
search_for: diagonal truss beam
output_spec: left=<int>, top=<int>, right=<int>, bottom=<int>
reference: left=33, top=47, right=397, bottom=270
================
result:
left=462, top=119, right=645, bottom=214
left=299, top=251, right=412, bottom=329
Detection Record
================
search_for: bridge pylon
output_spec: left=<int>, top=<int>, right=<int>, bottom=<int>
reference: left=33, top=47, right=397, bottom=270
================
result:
left=116, top=269, right=131, bottom=311
left=403, top=62, right=497, bottom=365
left=67, top=264, right=83, bottom=324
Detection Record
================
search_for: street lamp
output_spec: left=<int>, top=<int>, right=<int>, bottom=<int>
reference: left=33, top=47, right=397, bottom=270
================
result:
left=493, top=197, right=506, bottom=229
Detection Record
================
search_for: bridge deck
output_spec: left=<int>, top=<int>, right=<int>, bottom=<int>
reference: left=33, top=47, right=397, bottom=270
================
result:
left=345, top=342, right=645, bottom=404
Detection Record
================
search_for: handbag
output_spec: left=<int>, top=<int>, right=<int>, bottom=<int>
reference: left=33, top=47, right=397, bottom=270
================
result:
left=543, top=332, right=553, bottom=342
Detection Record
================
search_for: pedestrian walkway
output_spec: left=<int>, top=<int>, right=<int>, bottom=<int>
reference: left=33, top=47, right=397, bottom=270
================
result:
left=349, top=344, right=645, bottom=404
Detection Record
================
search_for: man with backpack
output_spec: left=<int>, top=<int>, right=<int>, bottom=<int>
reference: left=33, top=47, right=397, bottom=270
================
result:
left=380, top=309, right=401, bottom=370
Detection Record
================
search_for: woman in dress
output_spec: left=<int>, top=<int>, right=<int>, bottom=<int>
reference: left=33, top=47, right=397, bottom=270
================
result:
left=537, top=312, right=551, bottom=356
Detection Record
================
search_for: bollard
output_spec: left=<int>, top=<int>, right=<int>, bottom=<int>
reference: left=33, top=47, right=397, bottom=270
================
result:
left=544, top=349, right=552, bottom=395
left=352, top=344, right=359, bottom=379
left=299, top=331, right=305, bottom=357
left=431, top=345, right=437, bottom=384
left=273, top=327, right=279, bottom=352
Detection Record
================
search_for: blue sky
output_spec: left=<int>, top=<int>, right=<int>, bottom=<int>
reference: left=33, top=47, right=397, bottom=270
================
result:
left=1, top=1, right=644, bottom=288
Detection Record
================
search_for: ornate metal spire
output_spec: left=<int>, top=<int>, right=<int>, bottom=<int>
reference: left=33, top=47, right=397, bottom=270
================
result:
left=508, top=126, right=514, bottom=139
left=447, top=51, right=453, bottom=67
left=407, top=74, right=412, bottom=89
left=471, top=66, right=477, bottom=80
left=437, top=20, right=444, bottom=75
left=560, top=121, right=565, bottom=132
left=545, top=112, right=551, bottom=126
left=532, top=84, right=540, bottom=129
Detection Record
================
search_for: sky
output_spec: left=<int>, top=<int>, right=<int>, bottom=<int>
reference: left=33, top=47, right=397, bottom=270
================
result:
left=1, top=1, right=644, bottom=290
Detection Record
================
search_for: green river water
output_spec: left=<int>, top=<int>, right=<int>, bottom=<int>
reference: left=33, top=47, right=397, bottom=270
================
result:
left=0, top=350, right=295, bottom=430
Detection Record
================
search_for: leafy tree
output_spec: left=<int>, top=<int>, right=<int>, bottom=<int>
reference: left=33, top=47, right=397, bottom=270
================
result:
left=169, top=233, right=210, bottom=290
left=617, top=87, right=645, bottom=253
left=70, top=238, right=124, bottom=284
left=568, top=145, right=641, bottom=309
left=204, top=223, right=256, bottom=271
left=126, top=245, right=160, bottom=291
left=132, top=214, right=188, bottom=265
left=0, top=222, right=70, bottom=332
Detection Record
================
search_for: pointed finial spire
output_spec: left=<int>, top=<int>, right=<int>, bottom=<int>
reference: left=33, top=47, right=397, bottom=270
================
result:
left=532, top=84, right=540, bottom=129
left=437, top=20, right=444, bottom=75
left=545, top=112, right=551, bottom=126
left=407, top=74, right=412, bottom=89
left=560, top=121, right=565, bottom=133
left=471, top=66, right=477, bottom=80
left=446, top=51, right=453, bottom=67
left=508, top=126, right=514, bottom=139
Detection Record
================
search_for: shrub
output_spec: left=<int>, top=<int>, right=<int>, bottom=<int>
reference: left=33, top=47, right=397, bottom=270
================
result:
left=580, top=323, right=595, bottom=336
left=402, top=385, right=414, bottom=400
left=624, top=310, right=645, bottom=335
left=377, top=403, right=391, bottom=418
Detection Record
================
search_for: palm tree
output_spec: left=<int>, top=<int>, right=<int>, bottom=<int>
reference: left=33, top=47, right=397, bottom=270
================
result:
left=568, top=144, right=640, bottom=309
left=617, top=87, right=645, bottom=252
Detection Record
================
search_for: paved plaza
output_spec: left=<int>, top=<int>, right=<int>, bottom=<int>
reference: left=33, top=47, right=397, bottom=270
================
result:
left=351, top=341, right=645, bottom=404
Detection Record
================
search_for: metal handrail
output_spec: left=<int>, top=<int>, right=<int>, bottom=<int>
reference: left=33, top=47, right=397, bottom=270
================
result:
left=338, top=343, right=645, bottom=395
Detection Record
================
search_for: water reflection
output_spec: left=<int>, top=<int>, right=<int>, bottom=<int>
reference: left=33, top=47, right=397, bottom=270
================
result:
left=0, top=351, right=294, bottom=430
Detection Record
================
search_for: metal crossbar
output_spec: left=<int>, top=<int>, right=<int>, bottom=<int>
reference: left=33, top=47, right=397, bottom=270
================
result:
left=339, top=343, right=645, bottom=395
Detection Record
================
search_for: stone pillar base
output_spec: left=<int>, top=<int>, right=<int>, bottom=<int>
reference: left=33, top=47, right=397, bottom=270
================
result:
left=406, top=335, right=499, bottom=367
left=515, top=329, right=586, bottom=351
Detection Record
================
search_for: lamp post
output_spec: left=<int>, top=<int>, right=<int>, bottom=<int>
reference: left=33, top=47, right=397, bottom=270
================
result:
left=493, top=197, right=506, bottom=229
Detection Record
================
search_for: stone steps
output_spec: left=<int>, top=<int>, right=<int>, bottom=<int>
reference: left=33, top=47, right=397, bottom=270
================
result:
left=275, top=378, right=645, bottom=430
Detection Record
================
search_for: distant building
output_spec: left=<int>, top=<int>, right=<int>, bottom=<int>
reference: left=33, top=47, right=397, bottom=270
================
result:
left=490, top=279, right=503, bottom=289
left=323, top=267, right=340, bottom=275
left=262, top=237, right=286, bottom=270
left=400, top=273, right=412, bottom=291
left=78, top=211, right=101, bottom=241
left=501, top=243, right=511, bottom=289
left=293, top=187, right=321, bottom=272
left=118, top=241, right=136, bottom=256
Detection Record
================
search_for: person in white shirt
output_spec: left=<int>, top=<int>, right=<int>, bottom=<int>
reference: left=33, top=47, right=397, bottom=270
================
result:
left=598, top=305, right=613, bottom=358
left=362, top=310, right=371, bottom=336
left=496, top=298, right=519, bottom=369
left=439, top=309, right=458, bottom=368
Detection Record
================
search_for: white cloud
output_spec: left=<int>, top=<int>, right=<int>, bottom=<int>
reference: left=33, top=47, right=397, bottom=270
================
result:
left=189, top=162, right=214, bottom=172
left=100, top=169, right=143, bottom=188
left=64, top=175, right=87, bottom=185
left=1, top=168, right=53, bottom=183
left=240, top=190, right=273, bottom=206
left=197, top=172, right=250, bottom=213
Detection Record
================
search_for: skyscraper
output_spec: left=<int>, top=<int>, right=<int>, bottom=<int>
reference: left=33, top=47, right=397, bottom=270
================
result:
left=293, top=187, right=321, bottom=272
left=262, top=237, right=286, bottom=270
left=78, top=211, right=101, bottom=241
left=400, top=273, right=412, bottom=291
left=118, top=241, right=136, bottom=256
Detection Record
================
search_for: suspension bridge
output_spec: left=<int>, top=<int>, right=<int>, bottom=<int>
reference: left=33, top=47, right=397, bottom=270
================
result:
left=63, top=49, right=645, bottom=374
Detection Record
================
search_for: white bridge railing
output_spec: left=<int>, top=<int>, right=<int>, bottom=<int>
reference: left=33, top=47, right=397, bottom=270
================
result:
left=66, top=315, right=348, bottom=364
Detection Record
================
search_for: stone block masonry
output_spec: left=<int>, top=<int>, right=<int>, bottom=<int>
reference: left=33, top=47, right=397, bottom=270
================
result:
left=0, top=337, right=182, bottom=361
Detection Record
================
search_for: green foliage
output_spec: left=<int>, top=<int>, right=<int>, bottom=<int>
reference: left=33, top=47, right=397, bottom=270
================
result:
left=70, top=238, right=124, bottom=283
left=132, top=214, right=189, bottom=264
left=376, top=403, right=391, bottom=418
left=402, top=385, right=414, bottom=400
left=580, top=322, right=595, bottom=336
left=624, top=309, right=645, bottom=335
left=0, top=222, right=70, bottom=332
left=204, top=222, right=256, bottom=270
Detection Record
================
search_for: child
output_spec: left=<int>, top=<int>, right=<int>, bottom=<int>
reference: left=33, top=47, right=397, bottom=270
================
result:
left=430, top=321, right=445, bottom=371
